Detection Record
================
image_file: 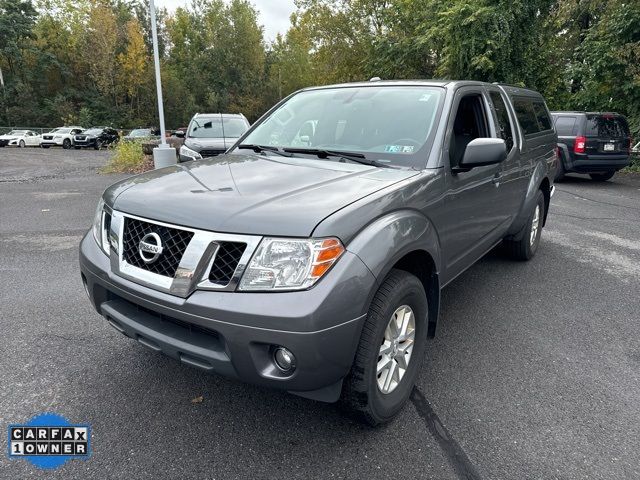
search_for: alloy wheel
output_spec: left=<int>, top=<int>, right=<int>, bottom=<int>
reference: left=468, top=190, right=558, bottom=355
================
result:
left=529, top=205, right=540, bottom=247
left=377, top=305, right=416, bottom=394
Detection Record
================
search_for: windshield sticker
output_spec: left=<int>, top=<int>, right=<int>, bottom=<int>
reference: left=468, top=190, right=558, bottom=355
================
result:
left=384, top=145, right=415, bottom=154
left=419, top=94, right=433, bottom=102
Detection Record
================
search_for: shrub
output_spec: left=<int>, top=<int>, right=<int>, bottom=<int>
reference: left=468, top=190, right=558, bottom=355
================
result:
left=102, top=140, right=151, bottom=174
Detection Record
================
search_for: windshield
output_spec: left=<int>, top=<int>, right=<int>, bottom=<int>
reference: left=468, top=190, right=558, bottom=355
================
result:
left=129, top=129, right=152, bottom=137
left=188, top=117, right=248, bottom=139
left=8, top=130, right=26, bottom=135
left=54, top=128, right=71, bottom=134
left=238, top=86, right=444, bottom=167
left=82, top=129, right=103, bottom=135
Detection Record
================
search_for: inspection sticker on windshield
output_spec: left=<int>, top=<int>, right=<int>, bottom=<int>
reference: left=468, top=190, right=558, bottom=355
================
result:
left=384, top=145, right=414, bottom=153
left=8, top=413, right=91, bottom=469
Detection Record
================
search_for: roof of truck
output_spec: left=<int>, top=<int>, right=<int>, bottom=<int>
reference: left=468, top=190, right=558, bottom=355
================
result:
left=299, top=79, right=544, bottom=97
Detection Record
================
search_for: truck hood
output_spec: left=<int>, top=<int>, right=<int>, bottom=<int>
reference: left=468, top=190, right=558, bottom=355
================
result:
left=108, top=153, right=417, bottom=237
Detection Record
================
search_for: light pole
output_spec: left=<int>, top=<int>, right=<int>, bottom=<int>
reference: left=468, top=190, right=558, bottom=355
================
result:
left=149, top=0, right=176, bottom=168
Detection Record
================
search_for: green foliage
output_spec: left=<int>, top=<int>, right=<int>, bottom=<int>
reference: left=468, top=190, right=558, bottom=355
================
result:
left=102, top=139, right=146, bottom=173
left=0, top=0, right=638, bottom=141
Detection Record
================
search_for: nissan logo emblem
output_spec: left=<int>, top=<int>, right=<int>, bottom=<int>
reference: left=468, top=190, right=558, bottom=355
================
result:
left=139, top=232, right=164, bottom=264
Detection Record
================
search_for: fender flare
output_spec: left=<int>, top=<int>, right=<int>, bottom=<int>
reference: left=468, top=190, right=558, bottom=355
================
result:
left=346, top=209, right=442, bottom=336
left=508, top=161, right=550, bottom=239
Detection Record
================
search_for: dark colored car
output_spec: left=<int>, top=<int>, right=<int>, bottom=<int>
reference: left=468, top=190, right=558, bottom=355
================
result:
left=551, top=112, right=632, bottom=181
left=74, top=127, right=120, bottom=150
left=178, top=113, right=250, bottom=162
left=80, top=80, right=556, bottom=425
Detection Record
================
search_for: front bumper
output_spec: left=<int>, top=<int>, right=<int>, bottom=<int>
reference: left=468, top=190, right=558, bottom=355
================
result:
left=79, top=233, right=375, bottom=402
left=41, top=139, right=65, bottom=146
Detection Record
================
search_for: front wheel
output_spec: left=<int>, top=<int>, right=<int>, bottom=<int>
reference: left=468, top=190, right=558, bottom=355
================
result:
left=62, top=138, right=71, bottom=149
left=340, top=269, right=428, bottom=426
left=19, top=140, right=25, bottom=148
left=94, top=141, right=101, bottom=150
left=503, top=190, right=545, bottom=261
left=589, top=171, right=615, bottom=182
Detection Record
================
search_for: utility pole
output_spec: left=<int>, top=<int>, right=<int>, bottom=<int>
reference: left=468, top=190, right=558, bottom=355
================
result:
left=149, top=0, right=176, bottom=168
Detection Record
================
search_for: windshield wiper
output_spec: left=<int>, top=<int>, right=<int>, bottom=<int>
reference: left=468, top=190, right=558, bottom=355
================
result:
left=237, top=144, right=293, bottom=157
left=282, top=148, right=394, bottom=168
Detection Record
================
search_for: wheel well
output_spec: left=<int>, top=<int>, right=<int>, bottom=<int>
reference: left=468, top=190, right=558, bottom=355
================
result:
left=539, top=177, right=551, bottom=226
left=392, top=250, right=440, bottom=338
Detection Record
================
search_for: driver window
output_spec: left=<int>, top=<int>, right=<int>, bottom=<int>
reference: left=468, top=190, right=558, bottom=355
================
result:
left=449, top=93, right=489, bottom=167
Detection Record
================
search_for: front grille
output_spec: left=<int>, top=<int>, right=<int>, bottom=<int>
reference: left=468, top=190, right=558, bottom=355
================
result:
left=209, top=242, right=246, bottom=285
left=200, top=149, right=226, bottom=157
left=43, top=135, right=53, bottom=140
left=75, top=136, right=86, bottom=141
left=122, top=217, right=194, bottom=277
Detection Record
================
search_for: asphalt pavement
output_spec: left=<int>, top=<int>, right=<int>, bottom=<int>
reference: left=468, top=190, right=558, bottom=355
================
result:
left=1, top=148, right=639, bottom=479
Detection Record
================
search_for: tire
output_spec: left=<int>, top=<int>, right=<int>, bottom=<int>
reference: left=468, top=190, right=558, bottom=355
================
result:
left=554, top=155, right=565, bottom=182
left=503, top=190, right=545, bottom=261
left=19, top=140, right=25, bottom=148
left=589, top=171, right=615, bottom=182
left=94, top=141, right=101, bottom=150
left=62, top=138, right=71, bottom=149
left=340, top=269, right=428, bottom=426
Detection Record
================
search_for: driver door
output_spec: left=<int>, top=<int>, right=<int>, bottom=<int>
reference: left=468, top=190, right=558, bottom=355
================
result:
left=438, top=87, right=507, bottom=281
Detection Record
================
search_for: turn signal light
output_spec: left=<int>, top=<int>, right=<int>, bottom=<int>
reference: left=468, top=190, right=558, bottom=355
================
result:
left=310, top=239, right=345, bottom=279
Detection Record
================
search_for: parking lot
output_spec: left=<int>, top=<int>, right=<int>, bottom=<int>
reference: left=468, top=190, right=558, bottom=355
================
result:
left=1, top=147, right=639, bottom=479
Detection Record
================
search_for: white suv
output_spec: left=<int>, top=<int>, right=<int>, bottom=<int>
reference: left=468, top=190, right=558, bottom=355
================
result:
left=40, top=126, right=84, bottom=149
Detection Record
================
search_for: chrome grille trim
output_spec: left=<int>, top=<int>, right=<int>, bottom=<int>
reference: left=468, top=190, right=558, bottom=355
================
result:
left=108, top=210, right=261, bottom=297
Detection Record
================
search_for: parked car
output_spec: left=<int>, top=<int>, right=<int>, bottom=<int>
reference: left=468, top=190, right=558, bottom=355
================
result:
left=122, top=128, right=160, bottom=142
left=40, top=126, right=84, bottom=149
left=0, top=130, right=41, bottom=147
left=632, top=141, right=640, bottom=157
left=80, top=80, right=556, bottom=425
left=178, top=113, right=250, bottom=162
left=551, top=111, right=632, bottom=181
left=73, top=127, right=119, bottom=150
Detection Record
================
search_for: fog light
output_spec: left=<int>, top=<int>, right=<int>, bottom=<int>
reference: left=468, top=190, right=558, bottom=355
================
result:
left=273, top=347, right=296, bottom=372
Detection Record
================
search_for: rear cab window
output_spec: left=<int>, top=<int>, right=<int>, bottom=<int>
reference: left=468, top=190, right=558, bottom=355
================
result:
left=512, top=96, right=553, bottom=137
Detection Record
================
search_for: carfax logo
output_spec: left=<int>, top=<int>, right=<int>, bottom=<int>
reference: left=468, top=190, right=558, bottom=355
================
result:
left=7, top=413, right=91, bottom=469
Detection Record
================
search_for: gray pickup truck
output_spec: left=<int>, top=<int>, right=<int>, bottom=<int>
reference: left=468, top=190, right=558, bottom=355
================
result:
left=80, top=80, right=557, bottom=425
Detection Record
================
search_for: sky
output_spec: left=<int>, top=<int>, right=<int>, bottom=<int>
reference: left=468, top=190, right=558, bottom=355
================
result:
left=155, top=0, right=298, bottom=41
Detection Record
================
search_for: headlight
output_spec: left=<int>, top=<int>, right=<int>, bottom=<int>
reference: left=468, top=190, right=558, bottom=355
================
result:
left=92, top=198, right=111, bottom=255
left=239, top=237, right=345, bottom=291
left=180, top=145, right=202, bottom=160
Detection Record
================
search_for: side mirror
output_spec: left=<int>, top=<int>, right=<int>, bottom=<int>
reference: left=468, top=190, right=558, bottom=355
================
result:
left=175, top=131, right=185, bottom=138
left=454, top=138, right=507, bottom=173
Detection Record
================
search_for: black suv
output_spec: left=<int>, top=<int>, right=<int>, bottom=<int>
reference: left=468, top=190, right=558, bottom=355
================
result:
left=74, top=127, right=120, bottom=150
left=551, top=112, right=631, bottom=181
